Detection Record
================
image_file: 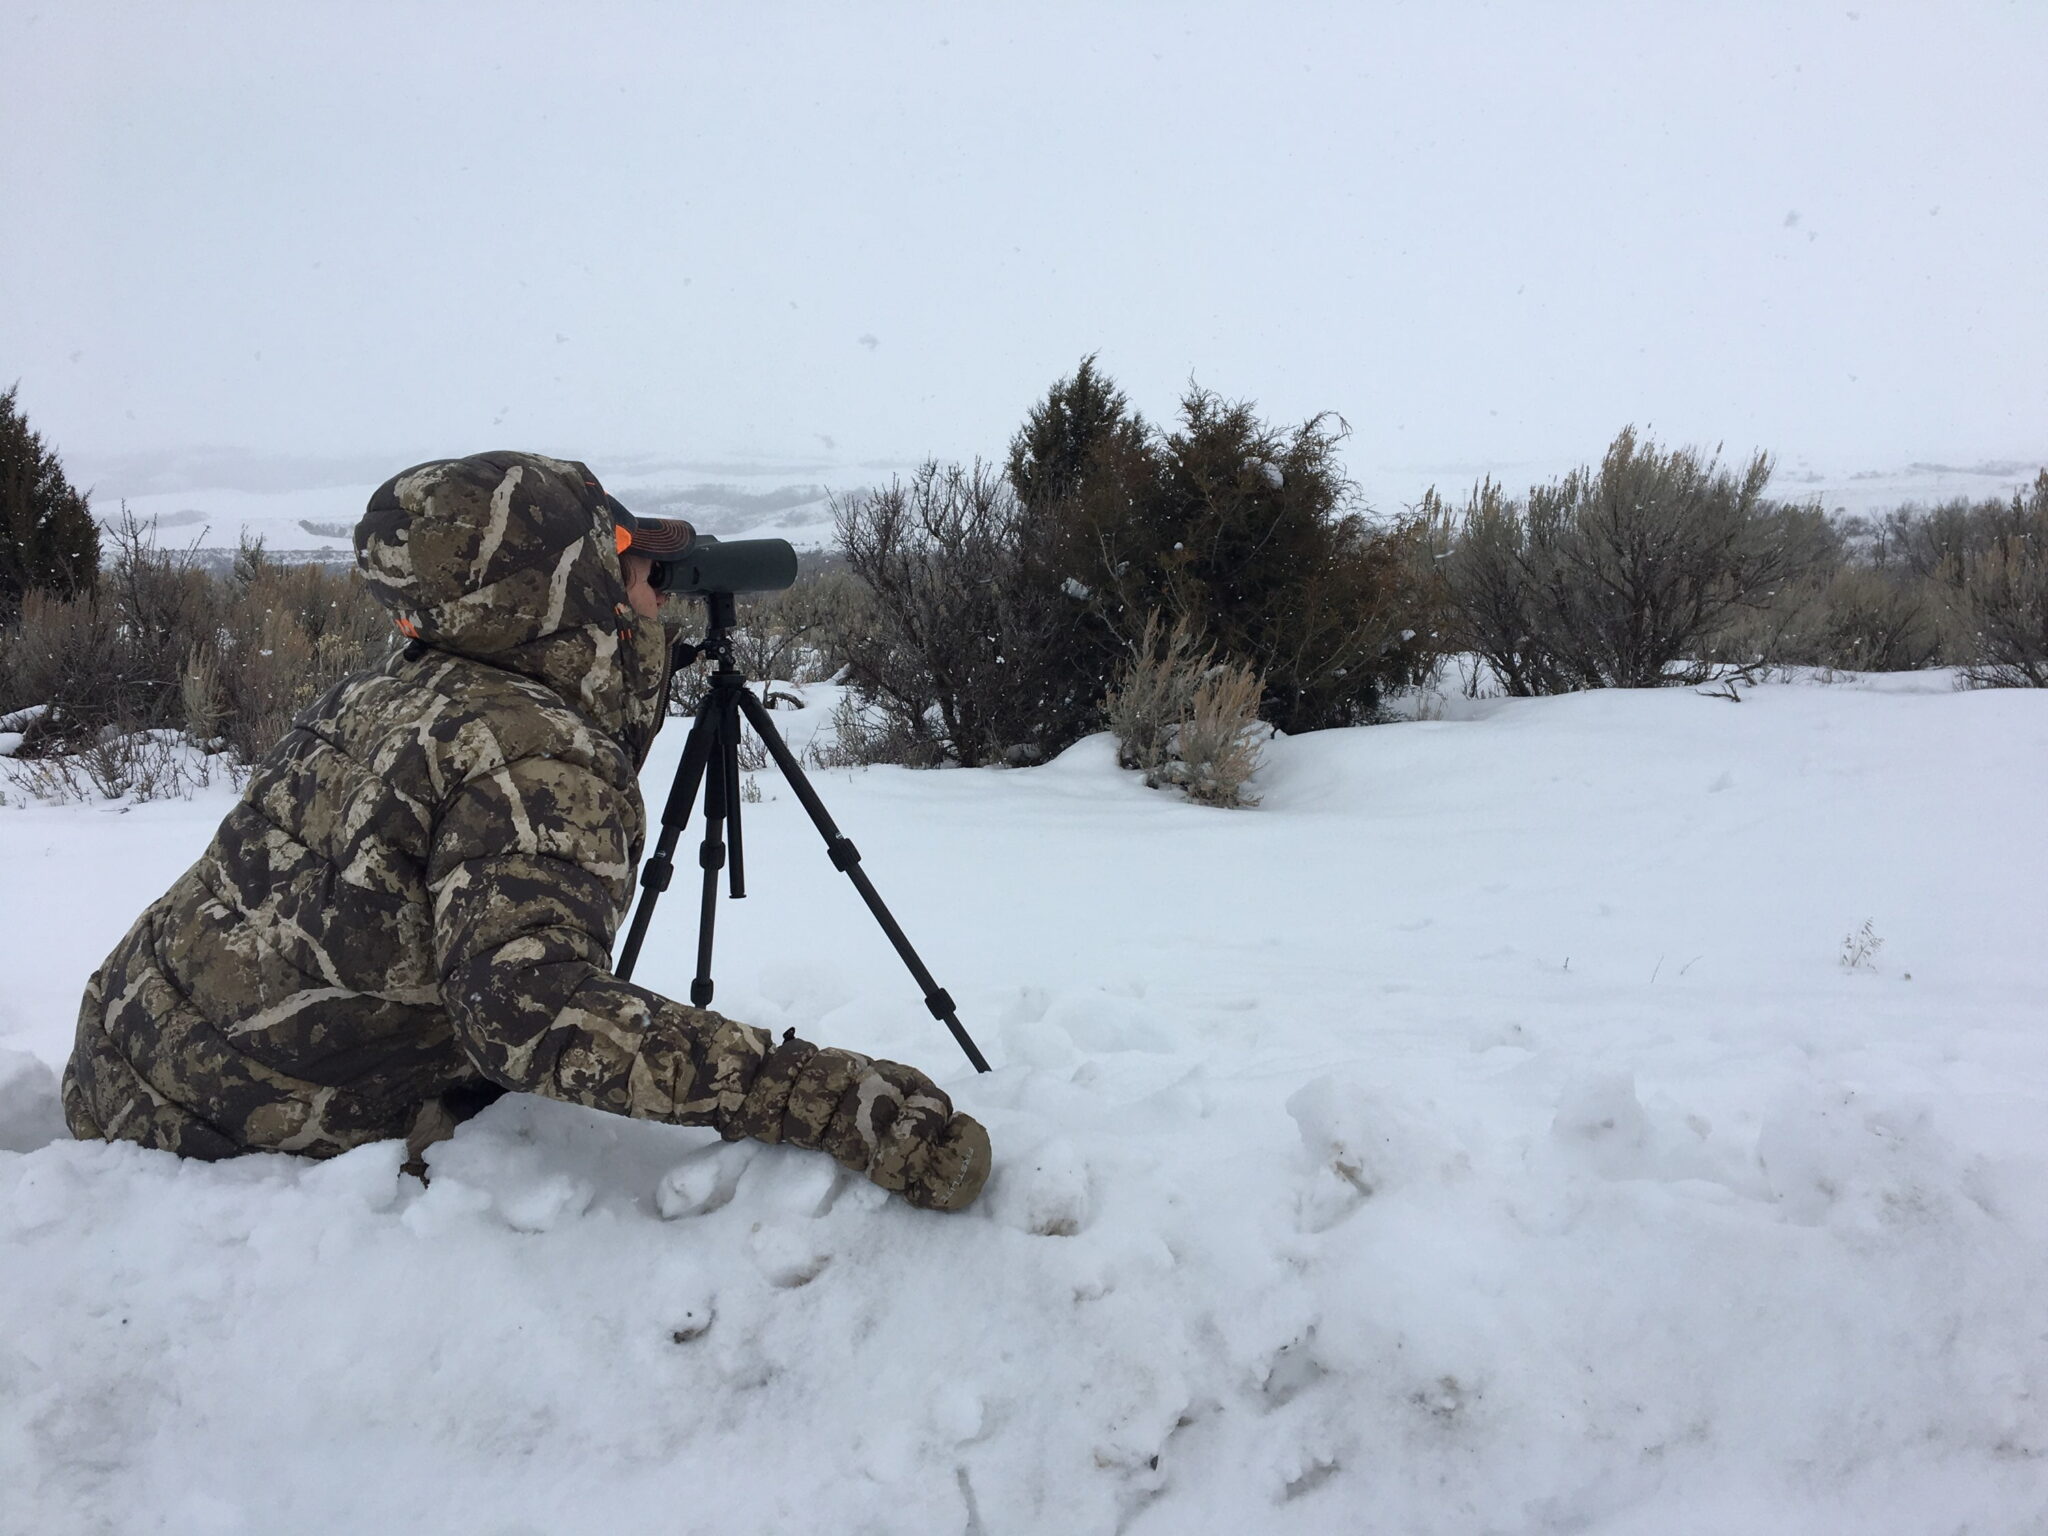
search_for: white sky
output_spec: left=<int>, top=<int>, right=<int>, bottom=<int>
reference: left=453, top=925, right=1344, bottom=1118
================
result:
left=3, top=0, right=2044, bottom=494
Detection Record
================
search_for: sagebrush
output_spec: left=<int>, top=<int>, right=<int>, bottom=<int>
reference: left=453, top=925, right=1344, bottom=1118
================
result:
left=0, top=513, right=389, bottom=771
left=1427, top=428, right=1836, bottom=693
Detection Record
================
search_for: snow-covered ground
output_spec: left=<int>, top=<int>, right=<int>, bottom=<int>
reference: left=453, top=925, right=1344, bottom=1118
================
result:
left=2, top=673, right=2045, bottom=1534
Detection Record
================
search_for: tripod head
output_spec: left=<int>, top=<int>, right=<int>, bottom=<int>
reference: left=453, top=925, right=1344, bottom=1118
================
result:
left=664, top=589, right=744, bottom=676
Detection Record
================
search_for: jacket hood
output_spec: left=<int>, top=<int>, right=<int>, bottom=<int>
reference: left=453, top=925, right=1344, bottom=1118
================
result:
left=355, top=451, right=667, bottom=757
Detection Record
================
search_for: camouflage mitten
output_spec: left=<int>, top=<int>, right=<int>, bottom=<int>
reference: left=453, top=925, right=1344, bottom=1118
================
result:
left=897, top=1110, right=992, bottom=1213
left=735, top=1038, right=990, bottom=1211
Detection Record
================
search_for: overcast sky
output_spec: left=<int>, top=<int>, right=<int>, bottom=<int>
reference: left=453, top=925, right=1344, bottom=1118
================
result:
left=4, top=0, right=2044, bottom=495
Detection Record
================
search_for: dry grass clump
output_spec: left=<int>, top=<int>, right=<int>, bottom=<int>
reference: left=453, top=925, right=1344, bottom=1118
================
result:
left=1106, top=612, right=1265, bottom=807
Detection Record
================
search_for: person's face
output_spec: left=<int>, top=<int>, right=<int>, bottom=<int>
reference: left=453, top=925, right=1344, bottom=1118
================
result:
left=621, top=552, right=661, bottom=621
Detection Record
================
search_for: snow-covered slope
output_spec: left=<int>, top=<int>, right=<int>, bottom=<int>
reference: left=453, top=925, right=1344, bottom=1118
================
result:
left=80, top=453, right=2047, bottom=567
left=2, top=676, right=2045, bottom=1534
left=82, top=452, right=871, bottom=563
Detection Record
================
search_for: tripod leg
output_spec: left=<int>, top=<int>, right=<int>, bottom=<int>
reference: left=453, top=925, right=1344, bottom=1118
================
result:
left=734, top=689, right=990, bottom=1073
left=617, top=697, right=719, bottom=980
left=721, top=686, right=747, bottom=900
left=689, top=709, right=730, bottom=1009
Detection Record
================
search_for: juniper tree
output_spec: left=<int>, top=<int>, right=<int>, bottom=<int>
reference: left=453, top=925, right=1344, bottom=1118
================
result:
left=1, top=384, right=100, bottom=607
left=1054, top=387, right=1432, bottom=732
left=1005, top=358, right=1157, bottom=744
left=1007, top=354, right=1148, bottom=514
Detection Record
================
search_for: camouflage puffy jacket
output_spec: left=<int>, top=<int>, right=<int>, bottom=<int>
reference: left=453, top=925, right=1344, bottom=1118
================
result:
left=62, top=451, right=989, bottom=1211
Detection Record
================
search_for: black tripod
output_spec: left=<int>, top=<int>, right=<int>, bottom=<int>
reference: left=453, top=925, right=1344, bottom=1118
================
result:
left=614, top=591, right=990, bottom=1073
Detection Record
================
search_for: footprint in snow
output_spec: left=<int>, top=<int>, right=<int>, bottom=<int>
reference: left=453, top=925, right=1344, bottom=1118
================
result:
left=749, top=1224, right=831, bottom=1288
left=1287, top=1076, right=1471, bottom=1232
left=655, top=1140, right=757, bottom=1219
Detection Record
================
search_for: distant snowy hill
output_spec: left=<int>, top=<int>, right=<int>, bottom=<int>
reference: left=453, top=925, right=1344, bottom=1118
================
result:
left=3, top=675, right=2045, bottom=1533
left=75, top=449, right=885, bottom=561
left=73, top=449, right=2046, bottom=564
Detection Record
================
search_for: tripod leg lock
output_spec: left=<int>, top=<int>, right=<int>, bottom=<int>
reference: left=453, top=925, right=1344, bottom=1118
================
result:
left=699, top=842, right=726, bottom=872
left=923, top=988, right=956, bottom=1021
left=827, top=836, right=861, bottom=872
left=641, top=857, right=672, bottom=892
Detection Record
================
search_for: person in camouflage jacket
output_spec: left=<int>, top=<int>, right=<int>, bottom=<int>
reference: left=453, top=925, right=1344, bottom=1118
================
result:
left=62, top=451, right=991, bottom=1211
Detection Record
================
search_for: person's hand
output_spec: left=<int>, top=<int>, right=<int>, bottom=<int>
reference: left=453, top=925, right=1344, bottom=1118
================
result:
left=894, top=1110, right=992, bottom=1212
left=727, top=1037, right=991, bottom=1212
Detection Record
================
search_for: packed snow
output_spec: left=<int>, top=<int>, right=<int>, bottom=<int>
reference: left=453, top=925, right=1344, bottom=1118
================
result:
left=2, top=672, right=2045, bottom=1534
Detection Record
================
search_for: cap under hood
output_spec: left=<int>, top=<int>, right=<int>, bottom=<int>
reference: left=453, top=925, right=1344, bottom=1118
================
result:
left=355, top=451, right=668, bottom=759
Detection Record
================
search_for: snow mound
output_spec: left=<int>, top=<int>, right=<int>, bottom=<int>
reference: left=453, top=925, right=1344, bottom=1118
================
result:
left=0, top=1048, right=67, bottom=1154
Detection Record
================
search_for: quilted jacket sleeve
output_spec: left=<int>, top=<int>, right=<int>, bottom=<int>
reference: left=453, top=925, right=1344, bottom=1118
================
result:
left=426, top=750, right=771, bottom=1127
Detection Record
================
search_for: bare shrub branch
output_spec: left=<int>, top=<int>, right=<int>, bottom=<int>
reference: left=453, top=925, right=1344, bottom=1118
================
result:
left=834, top=460, right=1071, bottom=766
left=14, top=728, right=209, bottom=803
